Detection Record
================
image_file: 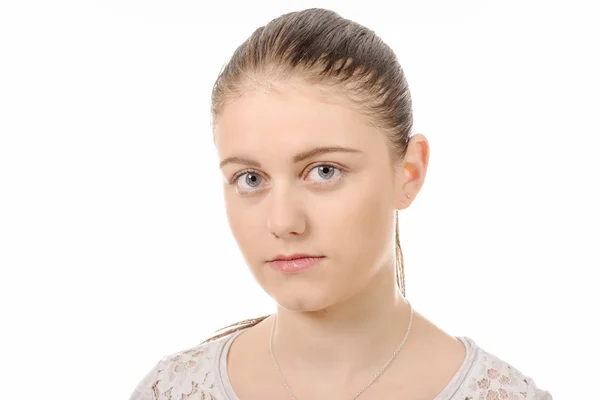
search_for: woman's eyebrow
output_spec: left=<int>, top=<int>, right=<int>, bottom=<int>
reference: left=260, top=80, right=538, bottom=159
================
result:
left=219, top=146, right=362, bottom=169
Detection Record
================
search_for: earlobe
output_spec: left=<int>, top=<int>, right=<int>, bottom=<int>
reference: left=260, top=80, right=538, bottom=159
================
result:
left=394, top=164, right=416, bottom=210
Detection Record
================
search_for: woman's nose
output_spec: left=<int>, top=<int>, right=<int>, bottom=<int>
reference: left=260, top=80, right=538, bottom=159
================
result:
left=265, top=186, right=306, bottom=239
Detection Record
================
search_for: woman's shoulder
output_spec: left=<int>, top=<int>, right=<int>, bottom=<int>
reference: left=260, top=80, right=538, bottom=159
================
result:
left=448, top=337, right=552, bottom=400
left=129, top=330, right=240, bottom=400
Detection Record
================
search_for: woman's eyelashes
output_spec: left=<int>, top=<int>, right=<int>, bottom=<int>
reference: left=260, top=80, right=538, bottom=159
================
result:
left=304, top=164, right=344, bottom=185
left=231, top=169, right=263, bottom=193
left=230, top=163, right=346, bottom=195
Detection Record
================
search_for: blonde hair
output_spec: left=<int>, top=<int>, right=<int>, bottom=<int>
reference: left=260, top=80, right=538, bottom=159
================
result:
left=206, top=8, right=413, bottom=343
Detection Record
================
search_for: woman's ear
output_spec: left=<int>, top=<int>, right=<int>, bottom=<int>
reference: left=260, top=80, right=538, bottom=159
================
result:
left=394, top=134, right=430, bottom=210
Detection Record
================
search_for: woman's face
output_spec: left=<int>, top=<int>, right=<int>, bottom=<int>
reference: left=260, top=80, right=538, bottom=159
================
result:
left=214, top=81, right=413, bottom=312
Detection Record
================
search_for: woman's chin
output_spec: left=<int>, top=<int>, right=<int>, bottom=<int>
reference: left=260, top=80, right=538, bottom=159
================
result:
left=270, top=290, right=338, bottom=313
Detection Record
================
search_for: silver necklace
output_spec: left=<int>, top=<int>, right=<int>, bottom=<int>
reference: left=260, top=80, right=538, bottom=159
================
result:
left=268, top=301, right=414, bottom=400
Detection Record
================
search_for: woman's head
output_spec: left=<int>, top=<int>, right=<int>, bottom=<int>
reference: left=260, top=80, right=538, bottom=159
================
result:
left=211, top=8, right=429, bottom=313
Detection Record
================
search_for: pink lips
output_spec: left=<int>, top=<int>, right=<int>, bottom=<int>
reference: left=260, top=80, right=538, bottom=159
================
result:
left=267, top=254, right=325, bottom=273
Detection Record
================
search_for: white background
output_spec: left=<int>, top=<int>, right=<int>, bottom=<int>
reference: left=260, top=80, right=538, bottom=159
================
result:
left=1, top=1, right=598, bottom=399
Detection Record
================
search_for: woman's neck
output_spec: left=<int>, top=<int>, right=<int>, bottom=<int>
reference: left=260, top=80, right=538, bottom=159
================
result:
left=271, top=263, right=412, bottom=379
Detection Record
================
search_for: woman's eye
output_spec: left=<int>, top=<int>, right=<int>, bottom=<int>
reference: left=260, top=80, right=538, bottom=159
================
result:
left=306, top=165, right=342, bottom=184
left=235, top=172, right=263, bottom=192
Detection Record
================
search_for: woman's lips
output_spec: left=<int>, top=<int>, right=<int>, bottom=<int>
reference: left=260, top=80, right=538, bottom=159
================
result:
left=267, top=256, right=325, bottom=272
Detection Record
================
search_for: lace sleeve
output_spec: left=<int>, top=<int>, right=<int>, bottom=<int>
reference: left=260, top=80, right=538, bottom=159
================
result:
left=456, top=345, right=553, bottom=400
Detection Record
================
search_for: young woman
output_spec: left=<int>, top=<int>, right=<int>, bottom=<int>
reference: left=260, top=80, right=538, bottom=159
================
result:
left=131, top=8, right=552, bottom=400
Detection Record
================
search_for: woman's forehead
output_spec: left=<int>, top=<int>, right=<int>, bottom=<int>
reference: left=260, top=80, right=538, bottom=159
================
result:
left=214, top=85, right=377, bottom=152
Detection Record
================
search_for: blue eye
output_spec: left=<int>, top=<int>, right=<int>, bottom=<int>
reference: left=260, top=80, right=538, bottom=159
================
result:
left=305, top=164, right=342, bottom=184
left=234, top=171, right=263, bottom=192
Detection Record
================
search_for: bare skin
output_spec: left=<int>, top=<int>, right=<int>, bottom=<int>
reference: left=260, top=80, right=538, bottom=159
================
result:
left=214, top=79, right=465, bottom=400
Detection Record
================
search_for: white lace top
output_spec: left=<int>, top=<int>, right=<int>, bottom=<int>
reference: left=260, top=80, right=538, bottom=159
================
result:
left=130, top=328, right=552, bottom=400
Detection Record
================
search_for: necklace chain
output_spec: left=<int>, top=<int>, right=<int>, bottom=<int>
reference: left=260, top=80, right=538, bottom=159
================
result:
left=268, top=301, right=414, bottom=400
